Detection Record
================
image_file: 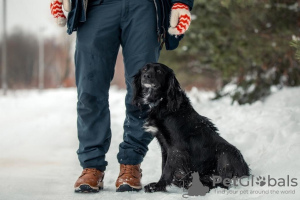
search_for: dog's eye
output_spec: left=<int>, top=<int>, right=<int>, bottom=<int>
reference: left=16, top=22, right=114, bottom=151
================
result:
left=143, top=67, right=147, bottom=71
left=156, top=70, right=162, bottom=74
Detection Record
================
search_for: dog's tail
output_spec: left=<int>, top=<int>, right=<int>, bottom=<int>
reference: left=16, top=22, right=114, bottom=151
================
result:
left=217, top=144, right=250, bottom=179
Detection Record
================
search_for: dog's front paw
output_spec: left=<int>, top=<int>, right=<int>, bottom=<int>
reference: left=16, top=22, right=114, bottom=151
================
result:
left=144, top=182, right=157, bottom=193
left=144, top=182, right=167, bottom=193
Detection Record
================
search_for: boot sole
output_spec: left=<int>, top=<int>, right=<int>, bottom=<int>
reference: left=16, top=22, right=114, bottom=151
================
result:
left=74, top=184, right=103, bottom=193
left=116, top=184, right=142, bottom=192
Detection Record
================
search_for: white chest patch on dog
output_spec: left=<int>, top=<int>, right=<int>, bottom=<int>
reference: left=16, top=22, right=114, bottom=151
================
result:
left=143, top=93, right=150, bottom=104
left=143, top=84, right=152, bottom=88
left=143, top=88, right=152, bottom=104
left=143, top=124, right=158, bottom=135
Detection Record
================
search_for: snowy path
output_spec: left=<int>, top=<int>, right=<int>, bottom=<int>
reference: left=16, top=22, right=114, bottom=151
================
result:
left=0, top=87, right=299, bottom=200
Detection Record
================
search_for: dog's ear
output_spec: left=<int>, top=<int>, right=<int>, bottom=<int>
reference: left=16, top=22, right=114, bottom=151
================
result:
left=132, top=70, right=143, bottom=107
left=166, top=72, right=183, bottom=112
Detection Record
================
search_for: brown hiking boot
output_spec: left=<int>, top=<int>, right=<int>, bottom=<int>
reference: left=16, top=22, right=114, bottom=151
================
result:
left=74, top=168, right=104, bottom=193
left=115, top=164, right=142, bottom=192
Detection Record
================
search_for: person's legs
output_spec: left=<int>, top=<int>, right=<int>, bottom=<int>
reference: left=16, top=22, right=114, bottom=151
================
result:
left=117, top=0, right=161, bottom=165
left=75, top=0, right=122, bottom=172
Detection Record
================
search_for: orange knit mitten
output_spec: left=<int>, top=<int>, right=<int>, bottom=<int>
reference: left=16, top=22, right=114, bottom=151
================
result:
left=50, top=0, right=71, bottom=27
left=168, top=3, right=192, bottom=35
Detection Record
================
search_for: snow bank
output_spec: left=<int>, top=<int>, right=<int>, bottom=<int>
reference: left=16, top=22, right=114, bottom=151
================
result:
left=0, top=86, right=299, bottom=200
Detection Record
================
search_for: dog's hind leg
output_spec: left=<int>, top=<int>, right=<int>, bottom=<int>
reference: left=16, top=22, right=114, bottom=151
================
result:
left=197, top=172, right=215, bottom=190
left=173, top=169, right=192, bottom=189
left=216, top=148, right=250, bottom=186
left=217, top=152, right=233, bottom=177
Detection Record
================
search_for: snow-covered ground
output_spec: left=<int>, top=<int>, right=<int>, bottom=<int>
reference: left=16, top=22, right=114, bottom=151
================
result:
left=0, top=86, right=299, bottom=200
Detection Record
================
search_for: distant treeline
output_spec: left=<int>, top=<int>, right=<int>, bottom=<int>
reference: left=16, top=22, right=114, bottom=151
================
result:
left=0, top=28, right=75, bottom=90
left=160, top=0, right=300, bottom=104
left=1, top=0, right=299, bottom=105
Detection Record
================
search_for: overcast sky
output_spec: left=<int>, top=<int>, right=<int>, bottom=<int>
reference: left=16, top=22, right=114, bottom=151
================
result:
left=0, top=0, right=68, bottom=38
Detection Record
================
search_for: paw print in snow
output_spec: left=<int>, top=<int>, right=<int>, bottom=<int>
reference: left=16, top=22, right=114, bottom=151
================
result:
left=256, top=176, right=266, bottom=186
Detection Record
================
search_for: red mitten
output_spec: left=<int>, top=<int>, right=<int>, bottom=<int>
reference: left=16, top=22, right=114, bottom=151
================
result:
left=168, top=3, right=192, bottom=35
left=50, top=0, right=67, bottom=27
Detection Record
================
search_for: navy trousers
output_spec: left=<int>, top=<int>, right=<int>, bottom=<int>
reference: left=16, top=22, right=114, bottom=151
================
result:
left=75, top=0, right=160, bottom=171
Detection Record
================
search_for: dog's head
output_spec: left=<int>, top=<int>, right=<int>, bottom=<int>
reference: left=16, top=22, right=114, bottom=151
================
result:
left=132, top=63, right=184, bottom=111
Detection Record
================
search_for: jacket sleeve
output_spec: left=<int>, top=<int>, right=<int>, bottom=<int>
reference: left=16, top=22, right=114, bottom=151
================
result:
left=171, top=0, right=194, bottom=10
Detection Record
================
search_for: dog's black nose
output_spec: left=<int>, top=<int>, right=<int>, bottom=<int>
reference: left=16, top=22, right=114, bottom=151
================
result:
left=143, top=73, right=152, bottom=79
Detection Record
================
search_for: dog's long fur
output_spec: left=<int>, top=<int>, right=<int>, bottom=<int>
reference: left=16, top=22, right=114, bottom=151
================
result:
left=132, top=63, right=250, bottom=193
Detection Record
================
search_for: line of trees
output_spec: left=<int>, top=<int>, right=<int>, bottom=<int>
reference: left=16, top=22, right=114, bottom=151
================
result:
left=1, top=0, right=300, bottom=106
left=0, top=28, right=75, bottom=90
left=160, top=0, right=300, bottom=104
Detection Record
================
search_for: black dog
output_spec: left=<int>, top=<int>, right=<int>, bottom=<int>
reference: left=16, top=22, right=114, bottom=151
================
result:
left=132, top=63, right=250, bottom=193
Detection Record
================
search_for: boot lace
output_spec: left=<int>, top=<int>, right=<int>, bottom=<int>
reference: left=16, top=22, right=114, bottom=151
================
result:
left=120, top=165, right=142, bottom=178
left=121, top=165, right=133, bottom=175
left=80, top=168, right=98, bottom=177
